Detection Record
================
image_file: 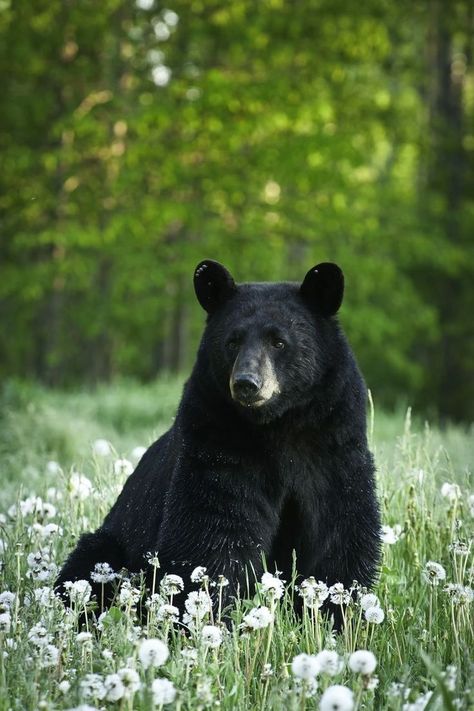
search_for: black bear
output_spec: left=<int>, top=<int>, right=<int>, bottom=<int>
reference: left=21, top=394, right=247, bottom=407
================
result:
left=56, top=260, right=381, bottom=615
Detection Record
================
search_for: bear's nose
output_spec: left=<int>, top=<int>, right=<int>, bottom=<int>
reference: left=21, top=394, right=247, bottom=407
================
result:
left=232, top=374, right=261, bottom=400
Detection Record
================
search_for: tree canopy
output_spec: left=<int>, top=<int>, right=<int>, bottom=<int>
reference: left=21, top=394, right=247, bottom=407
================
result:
left=0, top=0, right=473, bottom=420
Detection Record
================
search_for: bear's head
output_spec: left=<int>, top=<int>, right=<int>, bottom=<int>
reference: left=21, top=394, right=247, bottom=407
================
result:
left=194, top=260, right=345, bottom=423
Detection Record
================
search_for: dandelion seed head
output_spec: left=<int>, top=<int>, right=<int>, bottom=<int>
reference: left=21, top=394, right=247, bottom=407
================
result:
left=64, top=579, right=92, bottom=604
left=441, top=482, right=460, bottom=501
left=364, top=606, right=385, bottom=624
left=201, top=624, right=223, bottom=648
left=348, top=650, right=377, bottom=674
left=190, top=566, right=207, bottom=583
left=329, top=583, right=351, bottom=605
left=117, top=667, right=140, bottom=696
left=381, top=524, right=402, bottom=544
left=160, top=573, right=184, bottom=595
left=80, top=673, right=107, bottom=700
left=319, top=684, right=354, bottom=711
left=39, top=643, right=59, bottom=668
left=138, top=638, right=169, bottom=669
left=422, top=561, right=446, bottom=586
left=0, top=612, right=11, bottom=633
left=151, top=678, right=176, bottom=705
left=242, top=605, right=273, bottom=630
left=359, top=593, right=380, bottom=611
left=69, top=473, right=93, bottom=501
left=260, top=572, right=285, bottom=599
left=315, top=650, right=343, bottom=676
left=291, top=653, right=320, bottom=680
left=90, top=562, right=116, bottom=583
left=113, top=459, right=134, bottom=477
left=104, top=673, right=125, bottom=701
left=184, top=590, right=211, bottom=620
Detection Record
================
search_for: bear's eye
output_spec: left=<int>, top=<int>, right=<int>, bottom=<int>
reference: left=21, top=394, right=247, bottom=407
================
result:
left=272, top=339, right=286, bottom=350
left=227, top=339, right=240, bottom=351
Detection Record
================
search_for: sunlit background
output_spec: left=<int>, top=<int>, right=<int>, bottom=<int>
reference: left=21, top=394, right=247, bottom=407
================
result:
left=1, top=0, right=473, bottom=421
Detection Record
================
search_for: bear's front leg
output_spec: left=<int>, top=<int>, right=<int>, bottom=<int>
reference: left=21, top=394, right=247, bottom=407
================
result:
left=150, top=459, right=282, bottom=612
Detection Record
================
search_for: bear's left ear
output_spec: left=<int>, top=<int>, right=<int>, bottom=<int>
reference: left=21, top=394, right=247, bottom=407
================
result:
left=300, top=262, right=344, bottom=316
left=194, top=260, right=236, bottom=313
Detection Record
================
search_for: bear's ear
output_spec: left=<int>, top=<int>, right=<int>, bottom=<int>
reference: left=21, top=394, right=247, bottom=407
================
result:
left=194, top=260, right=236, bottom=313
left=300, top=262, right=344, bottom=316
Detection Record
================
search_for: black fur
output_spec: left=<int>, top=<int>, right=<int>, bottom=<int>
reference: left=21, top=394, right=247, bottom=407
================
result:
left=56, top=261, right=381, bottom=616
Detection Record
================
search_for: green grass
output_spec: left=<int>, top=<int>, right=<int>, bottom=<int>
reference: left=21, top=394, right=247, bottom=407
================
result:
left=0, top=379, right=473, bottom=710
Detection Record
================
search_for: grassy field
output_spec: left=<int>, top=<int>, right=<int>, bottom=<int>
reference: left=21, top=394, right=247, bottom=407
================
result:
left=0, top=379, right=473, bottom=710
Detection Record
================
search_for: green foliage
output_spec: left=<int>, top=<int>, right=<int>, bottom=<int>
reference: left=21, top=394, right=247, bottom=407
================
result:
left=0, top=1, right=473, bottom=419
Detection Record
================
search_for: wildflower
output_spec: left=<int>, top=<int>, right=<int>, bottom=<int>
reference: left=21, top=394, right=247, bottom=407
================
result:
left=64, top=579, right=92, bottom=605
left=422, top=561, right=446, bottom=586
left=440, top=483, right=460, bottom=501
left=151, top=678, right=176, bottom=705
left=381, top=525, right=402, bottom=544
left=102, top=649, right=114, bottom=660
left=92, top=439, right=112, bottom=456
left=156, top=603, right=180, bottom=622
left=320, top=685, right=354, bottom=711
left=348, top=650, right=377, bottom=674
left=114, top=459, right=134, bottom=477
left=242, top=605, right=273, bottom=630
left=163, top=9, right=179, bottom=26
left=76, top=632, right=93, bottom=645
left=449, top=540, right=470, bottom=556
left=329, top=583, right=351, bottom=605
left=201, top=625, right=223, bottom=648
left=0, top=612, right=11, bottom=633
left=190, top=566, right=208, bottom=583
left=217, top=574, right=229, bottom=587
left=29, top=522, right=63, bottom=540
left=131, top=446, right=147, bottom=462
left=104, top=673, right=125, bottom=702
left=196, top=677, right=213, bottom=705
left=26, top=550, right=58, bottom=582
left=118, top=668, right=141, bottom=696
left=315, top=650, right=343, bottom=676
left=138, top=638, right=169, bottom=669
left=261, top=572, right=285, bottom=599
left=468, top=494, right=474, bottom=518
left=261, top=663, right=274, bottom=679
left=28, top=624, right=52, bottom=647
left=160, top=573, right=184, bottom=595
left=364, top=606, right=385, bottom=624
left=291, top=653, right=320, bottom=680
left=0, top=591, right=16, bottom=611
left=184, top=590, right=211, bottom=620
left=80, top=673, right=106, bottom=700
left=90, top=562, right=116, bottom=583
left=39, top=643, right=59, bottom=668
left=69, top=473, right=93, bottom=501
left=118, top=580, right=140, bottom=606
left=366, top=675, right=379, bottom=690
left=299, top=578, right=329, bottom=608
left=444, top=583, right=474, bottom=605
left=146, top=551, right=160, bottom=568
left=359, top=593, right=380, bottom=611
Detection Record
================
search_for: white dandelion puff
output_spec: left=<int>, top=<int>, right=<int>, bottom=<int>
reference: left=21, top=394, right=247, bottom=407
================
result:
left=315, top=650, right=343, bottom=676
left=260, top=572, right=285, bottom=599
left=69, top=473, right=93, bottom=501
left=201, top=625, right=223, bottom=648
left=104, top=673, right=125, bottom=702
left=91, top=562, right=116, bottom=584
left=242, top=605, right=273, bottom=630
left=359, top=593, right=380, bottom=611
left=151, top=678, right=176, bottom=705
left=117, top=668, right=141, bottom=696
left=329, top=583, right=351, bottom=605
left=320, top=684, right=354, bottom=711
left=131, top=446, right=147, bottom=462
left=381, top=525, right=402, bottom=544
left=138, top=638, right=169, bottom=669
left=160, top=573, right=184, bottom=595
left=291, top=653, right=320, bottom=680
left=0, top=612, right=11, bottom=633
left=348, top=650, right=377, bottom=674
left=422, top=561, right=446, bottom=586
left=364, top=606, right=385, bottom=624
left=184, top=591, right=211, bottom=620
left=190, top=566, right=208, bottom=583
left=39, top=643, right=59, bottom=668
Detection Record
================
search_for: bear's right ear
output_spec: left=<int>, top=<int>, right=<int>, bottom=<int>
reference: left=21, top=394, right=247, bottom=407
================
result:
left=194, top=260, right=236, bottom=313
left=300, top=262, right=344, bottom=316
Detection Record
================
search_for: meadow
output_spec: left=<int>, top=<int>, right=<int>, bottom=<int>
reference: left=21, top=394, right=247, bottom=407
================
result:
left=0, top=378, right=472, bottom=710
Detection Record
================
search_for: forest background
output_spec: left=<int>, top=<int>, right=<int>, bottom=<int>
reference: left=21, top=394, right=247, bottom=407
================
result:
left=1, top=0, right=473, bottom=422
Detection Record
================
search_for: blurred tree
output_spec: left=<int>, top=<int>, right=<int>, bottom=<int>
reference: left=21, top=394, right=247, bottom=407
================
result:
left=0, top=0, right=472, bottom=419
